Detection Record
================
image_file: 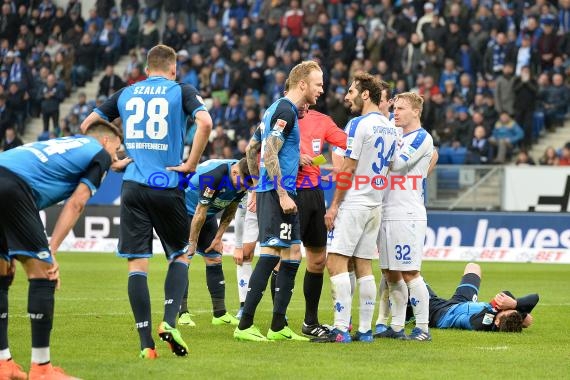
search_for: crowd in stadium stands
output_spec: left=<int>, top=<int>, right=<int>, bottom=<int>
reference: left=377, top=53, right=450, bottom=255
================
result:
left=3, top=0, right=570, bottom=166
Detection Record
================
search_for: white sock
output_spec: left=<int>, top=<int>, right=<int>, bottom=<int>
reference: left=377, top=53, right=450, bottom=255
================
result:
left=375, top=274, right=390, bottom=326
left=407, top=276, right=430, bottom=332
left=236, top=262, right=252, bottom=303
left=330, top=272, right=352, bottom=332
left=0, top=348, right=11, bottom=360
left=348, top=271, right=356, bottom=297
left=389, top=280, right=408, bottom=332
left=31, top=347, right=50, bottom=364
left=357, top=275, right=376, bottom=334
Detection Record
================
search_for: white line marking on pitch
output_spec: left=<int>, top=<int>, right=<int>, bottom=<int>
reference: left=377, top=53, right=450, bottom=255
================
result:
left=475, top=346, right=509, bottom=351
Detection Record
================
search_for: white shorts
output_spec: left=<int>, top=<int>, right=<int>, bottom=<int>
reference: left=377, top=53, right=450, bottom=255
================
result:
left=233, top=205, right=246, bottom=248
left=239, top=192, right=258, bottom=244
left=378, top=220, right=426, bottom=271
left=327, top=206, right=381, bottom=260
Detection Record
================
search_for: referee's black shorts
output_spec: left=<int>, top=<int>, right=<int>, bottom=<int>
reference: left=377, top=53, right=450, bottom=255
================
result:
left=296, top=187, right=327, bottom=248
left=118, top=181, right=189, bottom=260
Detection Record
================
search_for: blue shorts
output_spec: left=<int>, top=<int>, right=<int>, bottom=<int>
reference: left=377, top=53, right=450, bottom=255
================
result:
left=0, top=167, right=52, bottom=264
left=190, top=215, right=221, bottom=259
left=117, top=181, right=189, bottom=261
left=429, top=273, right=481, bottom=327
left=256, top=190, right=300, bottom=248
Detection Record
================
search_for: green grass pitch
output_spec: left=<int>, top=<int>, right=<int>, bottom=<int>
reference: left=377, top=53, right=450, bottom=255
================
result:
left=6, top=253, right=570, bottom=379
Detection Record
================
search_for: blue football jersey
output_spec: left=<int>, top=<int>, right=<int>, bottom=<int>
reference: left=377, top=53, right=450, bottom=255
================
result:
left=436, top=302, right=493, bottom=330
left=185, top=159, right=246, bottom=216
left=0, top=136, right=111, bottom=209
left=257, top=98, right=299, bottom=194
left=94, top=76, right=207, bottom=188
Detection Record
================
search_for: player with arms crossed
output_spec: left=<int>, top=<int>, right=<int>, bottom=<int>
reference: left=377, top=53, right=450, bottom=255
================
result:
left=178, top=158, right=252, bottom=326
left=315, top=73, right=398, bottom=343
left=0, top=121, right=124, bottom=380
left=234, top=61, right=324, bottom=342
left=375, top=92, right=435, bottom=341
left=80, top=45, right=213, bottom=358
left=374, top=90, right=438, bottom=332
left=428, top=263, right=538, bottom=332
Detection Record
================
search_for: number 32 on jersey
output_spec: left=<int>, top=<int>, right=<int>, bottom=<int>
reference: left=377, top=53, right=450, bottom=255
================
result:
left=125, top=97, right=169, bottom=140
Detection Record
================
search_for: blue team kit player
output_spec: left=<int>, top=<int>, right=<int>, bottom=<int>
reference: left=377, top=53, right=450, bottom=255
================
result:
left=80, top=44, right=213, bottom=358
left=178, top=158, right=253, bottom=326
left=427, top=263, right=538, bottom=332
left=0, top=120, right=125, bottom=379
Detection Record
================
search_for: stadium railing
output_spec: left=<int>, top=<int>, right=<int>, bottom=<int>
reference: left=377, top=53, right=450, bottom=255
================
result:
left=428, top=165, right=503, bottom=211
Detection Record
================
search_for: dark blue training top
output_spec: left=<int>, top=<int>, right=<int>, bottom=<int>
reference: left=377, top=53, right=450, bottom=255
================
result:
left=94, top=76, right=207, bottom=188
left=0, top=136, right=111, bottom=209
left=185, top=159, right=247, bottom=216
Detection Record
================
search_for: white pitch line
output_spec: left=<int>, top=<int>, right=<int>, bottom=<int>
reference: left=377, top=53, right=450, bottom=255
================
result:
left=475, top=346, right=509, bottom=351
left=8, top=307, right=310, bottom=318
left=10, top=297, right=570, bottom=307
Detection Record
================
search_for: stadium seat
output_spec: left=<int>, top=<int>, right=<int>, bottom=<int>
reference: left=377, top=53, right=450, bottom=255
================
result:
left=437, top=168, right=460, bottom=190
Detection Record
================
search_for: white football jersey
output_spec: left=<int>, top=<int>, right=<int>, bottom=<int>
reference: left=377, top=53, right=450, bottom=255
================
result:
left=336, top=112, right=399, bottom=209
left=383, top=127, right=433, bottom=220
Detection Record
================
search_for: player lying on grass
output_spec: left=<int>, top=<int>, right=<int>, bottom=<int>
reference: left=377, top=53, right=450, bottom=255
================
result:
left=426, top=262, right=538, bottom=332
left=179, top=158, right=253, bottom=327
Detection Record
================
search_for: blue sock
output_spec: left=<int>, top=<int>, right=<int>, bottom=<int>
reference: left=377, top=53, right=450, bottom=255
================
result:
left=206, top=264, right=226, bottom=318
left=0, top=276, right=11, bottom=350
left=128, top=272, right=154, bottom=350
left=179, top=281, right=189, bottom=316
left=270, top=269, right=278, bottom=304
left=271, top=260, right=300, bottom=331
left=28, top=279, right=56, bottom=348
left=164, top=261, right=189, bottom=327
left=238, top=255, right=280, bottom=330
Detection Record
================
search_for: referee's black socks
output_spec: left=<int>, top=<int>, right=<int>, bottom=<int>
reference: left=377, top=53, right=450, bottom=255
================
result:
left=303, top=270, right=324, bottom=325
